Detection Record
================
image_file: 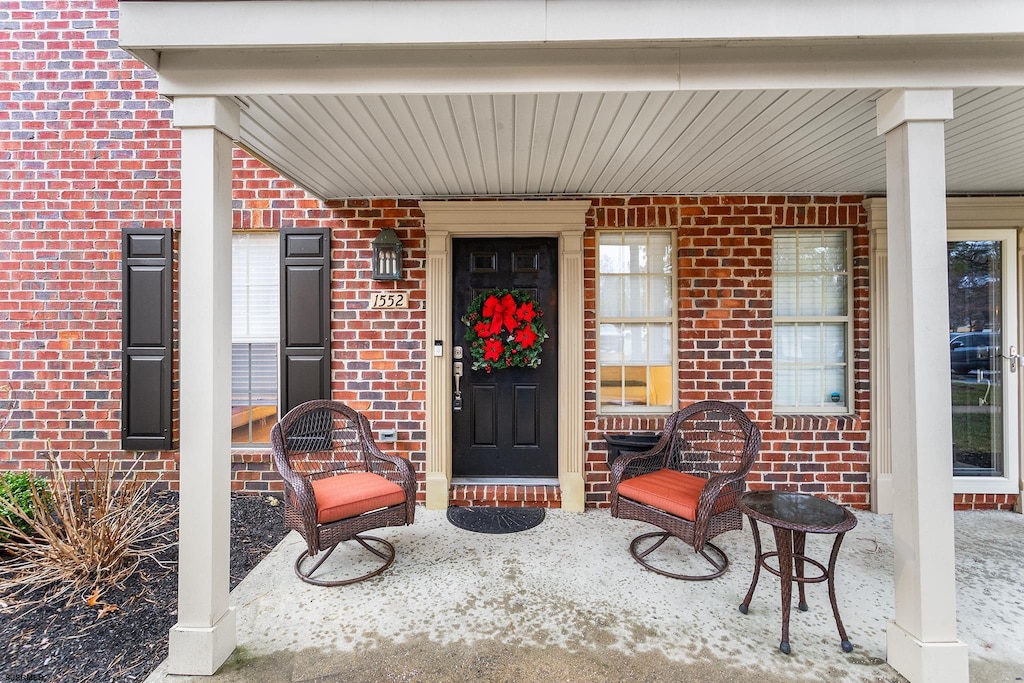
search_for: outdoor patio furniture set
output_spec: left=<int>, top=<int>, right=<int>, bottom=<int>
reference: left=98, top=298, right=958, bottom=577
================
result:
left=271, top=398, right=857, bottom=654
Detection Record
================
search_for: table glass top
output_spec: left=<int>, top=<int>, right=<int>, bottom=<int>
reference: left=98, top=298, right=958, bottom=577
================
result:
left=740, top=491, right=848, bottom=528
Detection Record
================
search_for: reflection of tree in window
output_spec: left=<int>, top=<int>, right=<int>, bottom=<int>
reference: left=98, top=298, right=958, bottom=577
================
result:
left=947, top=240, right=1000, bottom=333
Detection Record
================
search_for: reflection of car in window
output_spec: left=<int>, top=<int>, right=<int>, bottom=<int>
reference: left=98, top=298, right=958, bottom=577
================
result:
left=949, top=331, right=1000, bottom=375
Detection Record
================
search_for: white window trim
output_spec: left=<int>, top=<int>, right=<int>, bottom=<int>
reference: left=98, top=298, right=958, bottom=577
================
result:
left=596, top=229, right=677, bottom=415
left=231, top=231, right=281, bottom=447
left=772, top=228, right=854, bottom=415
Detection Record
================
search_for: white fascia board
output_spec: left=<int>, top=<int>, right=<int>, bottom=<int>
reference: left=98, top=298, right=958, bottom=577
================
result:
left=151, top=40, right=1024, bottom=97
left=119, top=0, right=1024, bottom=51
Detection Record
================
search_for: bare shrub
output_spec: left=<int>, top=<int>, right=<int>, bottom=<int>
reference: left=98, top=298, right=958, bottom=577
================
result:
left=0, top=447, right=177, bottom=609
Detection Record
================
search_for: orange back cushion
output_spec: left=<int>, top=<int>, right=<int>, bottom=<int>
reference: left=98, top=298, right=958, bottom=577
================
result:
left=311, top=471, right=407, bottom=524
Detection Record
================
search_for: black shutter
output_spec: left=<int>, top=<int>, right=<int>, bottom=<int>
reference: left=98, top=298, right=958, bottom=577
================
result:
left=121, top=228, right=173, bottom=450
left=280, top=228, right=331, bottom=413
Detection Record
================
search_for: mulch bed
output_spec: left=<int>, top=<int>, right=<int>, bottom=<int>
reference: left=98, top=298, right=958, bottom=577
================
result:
left=0, top=491, right=287, bottom=683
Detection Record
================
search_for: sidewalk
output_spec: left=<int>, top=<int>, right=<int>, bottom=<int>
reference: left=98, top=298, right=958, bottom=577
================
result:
left=146, top=507, right=1024, bottom=682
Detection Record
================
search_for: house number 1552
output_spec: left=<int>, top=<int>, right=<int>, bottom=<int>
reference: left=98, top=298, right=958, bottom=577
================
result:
left=370, top=292, right=409, bottom=309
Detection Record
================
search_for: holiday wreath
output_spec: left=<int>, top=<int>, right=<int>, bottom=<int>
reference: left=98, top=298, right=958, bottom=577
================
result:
left=461, top=289, right=548, bottom=372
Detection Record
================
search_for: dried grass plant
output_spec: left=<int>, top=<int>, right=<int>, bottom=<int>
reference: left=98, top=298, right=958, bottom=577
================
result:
left=0, top=447, right=177, bottom=609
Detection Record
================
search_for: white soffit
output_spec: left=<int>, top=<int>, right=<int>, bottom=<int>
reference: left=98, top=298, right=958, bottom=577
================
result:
left=235, top=87, right=1024, bottom=199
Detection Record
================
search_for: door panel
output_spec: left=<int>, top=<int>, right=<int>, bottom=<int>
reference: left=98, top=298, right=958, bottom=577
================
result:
left=452, top=237, right=558, bottom=477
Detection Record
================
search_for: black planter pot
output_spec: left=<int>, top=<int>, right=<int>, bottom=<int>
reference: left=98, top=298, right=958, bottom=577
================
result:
left=603, top=432, right=660, bottom=469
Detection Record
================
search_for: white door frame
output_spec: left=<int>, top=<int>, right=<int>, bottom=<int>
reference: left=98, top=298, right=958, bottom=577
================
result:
left=419, top=200, right=592, bottom=511
left=867, top=196, right=1024, bottom=511
left=948, top=228, right=1020, bottom=495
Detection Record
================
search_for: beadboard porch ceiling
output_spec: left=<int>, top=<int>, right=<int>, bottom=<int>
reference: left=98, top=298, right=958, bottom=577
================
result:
left=119, top=1, right=1024, bottom=200
left=232, top=87, right=1024, bottom=199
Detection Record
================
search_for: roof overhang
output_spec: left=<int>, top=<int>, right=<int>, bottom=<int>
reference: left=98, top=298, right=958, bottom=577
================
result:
left=120, top=0, right=1024, bottom=198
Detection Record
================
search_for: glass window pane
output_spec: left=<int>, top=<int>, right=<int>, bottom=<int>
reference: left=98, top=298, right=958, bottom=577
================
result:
left=802, top=234, right=825, bottom=272
left=774, top=275, right=797, bottom=316
left=797, top=367, right=823, bottom=406
left=824, top=274, right=848, bottom=316
left=623, top=277, right=649, bottom=317
left=797, top=325, right=822, bottom=363
left=599, top=276, right=623, bottom=317
left=600, top=365, right=625, bottom=407
left=599, top=324, right=623, bottom=363
left=622, top=324, right=647, bottom=363
left=798, top=275, right=823, bottom=316
left=775, top=324, right=796, bottom=363
left=599, top=234, right=629, bottom=274
left=823, top=367, right=845, bottom=403
left=647, top=324, right=672, bottom=364
left=775, top=367, right=796, bottom=407
left=649, top=275, right=673, bottom=317
left=822, top=324, right=846, bottom=363
left=774, top=234, right=797, bottom=273
left=822, top=233, right=846, bottom=272
left=647, top=233, right=672, bottom=273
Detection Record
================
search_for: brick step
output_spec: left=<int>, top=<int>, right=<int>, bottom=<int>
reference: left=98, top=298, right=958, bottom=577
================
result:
left=449, top=483, right=562, bottom=508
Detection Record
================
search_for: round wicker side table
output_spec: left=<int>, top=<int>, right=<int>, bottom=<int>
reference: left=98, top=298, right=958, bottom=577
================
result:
left=736, top=490, right=858, bottom=655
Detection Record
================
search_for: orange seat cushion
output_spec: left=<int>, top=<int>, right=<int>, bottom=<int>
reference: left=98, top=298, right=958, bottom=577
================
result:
left=617, top=469, right=731, bottom=521
left=311, top=471, right=407, bottom=524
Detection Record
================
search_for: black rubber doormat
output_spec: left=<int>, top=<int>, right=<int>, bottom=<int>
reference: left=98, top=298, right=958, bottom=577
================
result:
left=446, top=506, right=545, bottom=534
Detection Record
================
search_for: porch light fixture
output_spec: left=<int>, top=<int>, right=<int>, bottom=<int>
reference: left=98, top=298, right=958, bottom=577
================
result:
left=371, top=228, right=403, bottom=280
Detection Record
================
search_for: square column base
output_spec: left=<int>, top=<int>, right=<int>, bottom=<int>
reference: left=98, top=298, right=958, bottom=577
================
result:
left=425, top=473, right=450, bottom=510
left=887, top=620, right=968, bottom=683
left=167, top=607, right=237, bottom=675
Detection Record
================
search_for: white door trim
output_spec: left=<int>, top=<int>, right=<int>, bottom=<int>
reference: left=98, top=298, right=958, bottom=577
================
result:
left=420, top=200, right=592, bottom=511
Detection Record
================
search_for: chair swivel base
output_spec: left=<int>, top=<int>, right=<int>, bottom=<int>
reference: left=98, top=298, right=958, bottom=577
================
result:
left=629, top=531, right=729, bottom=581
left=294, top=534, right=395, bottom=587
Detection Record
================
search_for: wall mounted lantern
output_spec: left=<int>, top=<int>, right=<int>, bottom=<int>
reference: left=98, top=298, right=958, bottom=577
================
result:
left=371, top=228, right=403, bottom=280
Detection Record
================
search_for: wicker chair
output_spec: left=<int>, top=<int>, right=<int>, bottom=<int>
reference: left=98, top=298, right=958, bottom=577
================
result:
left=270, top=400, right=416, bottom=586
left=610, top=400, right=762, bottom=581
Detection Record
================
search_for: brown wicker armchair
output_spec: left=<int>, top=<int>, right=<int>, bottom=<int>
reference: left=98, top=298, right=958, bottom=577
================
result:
left=610, top=400, right=761, bottom=581
left=270, top=400, right=416, bottom=586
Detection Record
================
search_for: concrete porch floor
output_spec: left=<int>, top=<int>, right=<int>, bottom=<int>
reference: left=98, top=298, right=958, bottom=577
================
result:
left=146, top=507, right=1024, bottom=683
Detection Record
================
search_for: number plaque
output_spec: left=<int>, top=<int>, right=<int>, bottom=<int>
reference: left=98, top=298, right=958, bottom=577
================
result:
left=369, top=291, right=409, bottom=309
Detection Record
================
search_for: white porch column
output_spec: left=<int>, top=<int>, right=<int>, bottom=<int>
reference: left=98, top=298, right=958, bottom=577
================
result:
left=167, top=96, right=240, bottom=675
left=876, top=89, right=969, bottom=683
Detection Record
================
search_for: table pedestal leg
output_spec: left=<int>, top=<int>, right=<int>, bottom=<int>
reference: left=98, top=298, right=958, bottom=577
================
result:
left=773, top=525, right=794, bottom=655
left=739, top=519, right=762, bottom=615
left=828, top=531, right=853, bottom=652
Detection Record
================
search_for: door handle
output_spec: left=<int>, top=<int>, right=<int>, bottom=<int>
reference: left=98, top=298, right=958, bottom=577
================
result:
left=453, top=361, right=464, bottom=411
left=1003, top=345, right=1020, bottom=373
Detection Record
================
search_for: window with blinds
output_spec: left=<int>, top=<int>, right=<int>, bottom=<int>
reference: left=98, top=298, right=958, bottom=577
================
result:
left=597, top=230, right=676, bottom=413
left=772, top=229, right=852, bottom=413
left=231, top=232, right=280, bottom=444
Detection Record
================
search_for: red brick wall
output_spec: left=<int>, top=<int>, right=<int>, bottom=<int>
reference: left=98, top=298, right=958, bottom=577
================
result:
left=1, top=0, right=1016, bottom=511
left=583, top=196, right=872, bottom=508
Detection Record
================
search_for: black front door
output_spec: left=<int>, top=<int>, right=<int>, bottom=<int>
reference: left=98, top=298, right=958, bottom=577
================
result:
left=452, top=237, right=558, bottom=478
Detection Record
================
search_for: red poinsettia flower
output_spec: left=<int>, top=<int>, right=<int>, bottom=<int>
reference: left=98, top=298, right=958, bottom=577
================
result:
left=484, top=337, right=504, bottom=361
left=516, top=301, right=537, bottom=323
left=514, top=325, right=538, bottom=348
left=474, top=321, right=491, bottom=336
